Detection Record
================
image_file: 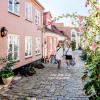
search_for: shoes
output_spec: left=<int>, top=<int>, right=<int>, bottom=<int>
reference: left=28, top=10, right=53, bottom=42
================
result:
left=67, top=64, right=70, bottom=66
left=67, top=64, right=70, bottom=69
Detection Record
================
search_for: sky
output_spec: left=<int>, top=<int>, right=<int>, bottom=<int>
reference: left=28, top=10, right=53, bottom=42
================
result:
left=38, top=0, right=89, bottom=26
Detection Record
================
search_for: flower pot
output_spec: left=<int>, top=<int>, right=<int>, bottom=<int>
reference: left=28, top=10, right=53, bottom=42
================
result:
left=2, top=76, right=13, bottom=85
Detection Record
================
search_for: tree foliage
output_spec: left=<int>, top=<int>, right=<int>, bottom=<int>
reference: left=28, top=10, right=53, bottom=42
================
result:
left=81, top=0, right=100, bottom=99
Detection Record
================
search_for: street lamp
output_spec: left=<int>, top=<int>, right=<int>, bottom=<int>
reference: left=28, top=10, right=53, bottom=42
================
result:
left=0, top=27, right=8, bottom=37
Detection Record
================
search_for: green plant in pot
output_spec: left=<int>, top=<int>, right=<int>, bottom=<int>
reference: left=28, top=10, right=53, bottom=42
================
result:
left=1, top=68, right=14, bottom=85
left=0, top=56, right=16, bottom=85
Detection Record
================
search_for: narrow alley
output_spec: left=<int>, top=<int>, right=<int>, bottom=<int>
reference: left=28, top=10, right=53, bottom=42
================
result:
left=0, top=50, right=88, bottom=100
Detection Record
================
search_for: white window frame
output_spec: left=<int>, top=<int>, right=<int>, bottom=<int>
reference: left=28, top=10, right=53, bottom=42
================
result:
left=25, top=2, right=32, bottom=21
left=8, top=34, right=20, bottom=61
left=8, top=0, right=20, bottom=15
left=25, top=36, right=32, bottom=58
left=35, top=37, right=41, bottom=55
left=35, top=10, right=40, bottom=25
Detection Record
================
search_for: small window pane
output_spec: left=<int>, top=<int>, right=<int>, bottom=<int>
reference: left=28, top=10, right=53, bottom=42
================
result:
left=8, top=53, right=13, bottom=61
left=25, top=36, right=32, bottom=57
left=14, top=52, right=18, bottom=60
left=9, top=44, right=13, bottom=52
left=8, top=0, right=13, bottom=11
left=25, top=2, right=32, bottom=21
left=14, top=3, right=19, bottom=14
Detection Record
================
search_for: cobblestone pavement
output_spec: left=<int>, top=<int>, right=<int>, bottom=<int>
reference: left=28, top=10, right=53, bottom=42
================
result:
left=0, top=50, right=88, bottom=100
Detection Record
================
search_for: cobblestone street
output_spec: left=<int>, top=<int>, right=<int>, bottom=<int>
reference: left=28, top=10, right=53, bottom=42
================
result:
left=0, top=50, right=88, bottom=100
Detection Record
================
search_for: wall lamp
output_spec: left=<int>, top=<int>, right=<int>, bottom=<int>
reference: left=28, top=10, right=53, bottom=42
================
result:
left=0, top=27, right=8, bottom=37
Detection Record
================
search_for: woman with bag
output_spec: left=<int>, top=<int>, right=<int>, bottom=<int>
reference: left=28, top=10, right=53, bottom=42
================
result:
left=56, top=42, right=63, bottom=69
left=64, top=44, right=72, bottom=66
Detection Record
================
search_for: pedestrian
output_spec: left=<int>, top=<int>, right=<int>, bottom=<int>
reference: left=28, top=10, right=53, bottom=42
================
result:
left=64, top=44, right=72, bottom=66
left=56, top=42, right=63, bottom=69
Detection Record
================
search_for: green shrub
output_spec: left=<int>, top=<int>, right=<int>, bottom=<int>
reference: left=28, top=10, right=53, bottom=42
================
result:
left=71, top=41, right=76, bottom=51
left=20, top=64, right=36, bottom=76
left=78, top=46, right=82, bottom=50
left=80, top=50, right=87, bottom=61
left=32, top=60, right=45, bottom=69
left=0, top=57, right=15, bottom=78
left=1, top=69, right=14, bottom=78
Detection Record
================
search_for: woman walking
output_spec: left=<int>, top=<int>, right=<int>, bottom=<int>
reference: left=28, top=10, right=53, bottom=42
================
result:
left=56, top=42, right=63, bottom=69
left=64, top=44, right=72, bottom=66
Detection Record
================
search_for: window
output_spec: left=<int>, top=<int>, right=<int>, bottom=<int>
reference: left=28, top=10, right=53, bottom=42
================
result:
left=35, top=10, right=40, bottom=25
left=25, top=2, right=32, bottom=21
left=72, top=33, right=76, bottom=41
left=35, top=37, right=41, bottom=55
left=8, top=0, right=20, bottom=15
left=8, top=34, right=19, bottom=61
left=72, top=33, right=75, bottom=37
left=25, top=36, right=32, bottom=57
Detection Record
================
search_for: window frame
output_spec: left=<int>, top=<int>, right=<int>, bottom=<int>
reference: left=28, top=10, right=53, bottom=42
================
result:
left=7, top=34, right=20, bottom=61
left=25, top=1, right=32, bottom=22
left=35, top=10, right=41, bottom=25
left=25, top=36, right=32, bottom=58
left=35, top=37, right=41, bottom=55
left=8, top=0, right=20, bottom=16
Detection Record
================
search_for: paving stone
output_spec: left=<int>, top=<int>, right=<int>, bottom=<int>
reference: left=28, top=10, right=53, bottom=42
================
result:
left=0, top=50, right=88, bottom=100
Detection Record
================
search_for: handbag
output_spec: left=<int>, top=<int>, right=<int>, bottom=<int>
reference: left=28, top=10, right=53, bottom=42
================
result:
left=70, top=58, right=75, bottom=66
left=51, top=55, right=57, bottom=64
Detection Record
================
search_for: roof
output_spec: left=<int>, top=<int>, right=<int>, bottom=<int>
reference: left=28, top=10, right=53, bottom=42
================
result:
left=43, top=11, right=53, bottom=18
left=54, top=23, right=64, bottom=28
left=55, top=25, right=80, bottom=40
left=45, top=25, right=65, bottom=37
left=34, top=0, right=44, bottom=9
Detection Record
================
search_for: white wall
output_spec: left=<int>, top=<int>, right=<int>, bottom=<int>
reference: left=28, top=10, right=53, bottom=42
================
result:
left=71, top=29, right=80, bottom=49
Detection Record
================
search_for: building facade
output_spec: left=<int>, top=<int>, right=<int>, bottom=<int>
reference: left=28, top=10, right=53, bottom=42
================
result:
left=55, top=24, right=81, bottom=49
left=43, top=12, right=65, bottom=58
left=0, top=0, right=44, bottom=69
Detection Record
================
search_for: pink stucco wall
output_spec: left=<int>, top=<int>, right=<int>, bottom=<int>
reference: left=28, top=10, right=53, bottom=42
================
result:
left=43, top=12, right=52, bottom=26
left=0, top=0, right=44, bottom=69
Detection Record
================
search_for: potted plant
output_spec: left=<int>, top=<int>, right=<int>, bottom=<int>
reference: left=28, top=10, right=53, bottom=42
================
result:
left=0, top=57, right=15, bottom=85
left=1, top=68, right=14, bottom=85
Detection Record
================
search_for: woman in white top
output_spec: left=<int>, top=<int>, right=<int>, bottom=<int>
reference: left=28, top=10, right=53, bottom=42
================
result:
left=56, top=42, right=63, bottom=69
left=64, top=45, right=72, bottom=65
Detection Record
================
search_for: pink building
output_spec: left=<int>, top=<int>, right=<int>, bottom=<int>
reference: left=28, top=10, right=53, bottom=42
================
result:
left=55, top=23, right=81, bottom=49
left=43, top=12, right=66, bottom=58
left=0, top=0, right=44, bottom=69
